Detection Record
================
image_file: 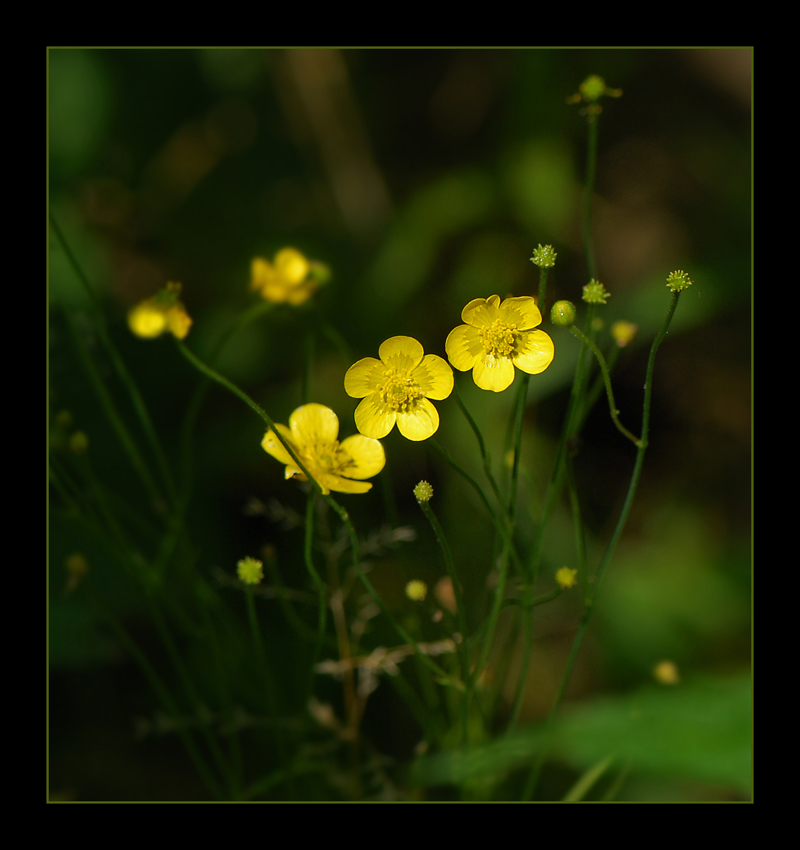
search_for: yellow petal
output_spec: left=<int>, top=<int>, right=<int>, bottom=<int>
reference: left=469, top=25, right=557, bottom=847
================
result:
left=128, top=302, right=168, bottom=338
left=499, top=296, right=542, bottom=330
left=512, top=329, right=555, bottom=375
left=378, top=336, right=424, bottom=372
left=396, top=398, right=439, bottom=441
left=472, top=354, right=516, bottom=393
left=289, top=403, right=340, bottom=446
left=320, top=474, right=372, bottom=494
left=354, top=394, right=397, bottom=439
left=445, top=324, right=483, bottom=371
left=262, top=424, right=298, bottom=468
left=250, top=257, right=273, bottom=292
left=412, top=354, right=454, bottom=400
left=461, top=295, right=501, bottom=328
left=274, top=248, right=309, bottom=284
left=338, top=435, right=386, bottom=479
left=166, top=306, right=192, bottom=339
left=344, top=357, right=385, bottom=399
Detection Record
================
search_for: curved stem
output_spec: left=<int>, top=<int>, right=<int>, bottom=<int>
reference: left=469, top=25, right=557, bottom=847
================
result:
left=523, top=290, right=682, bottom=800
left=569, top=325, right=642, bottom=447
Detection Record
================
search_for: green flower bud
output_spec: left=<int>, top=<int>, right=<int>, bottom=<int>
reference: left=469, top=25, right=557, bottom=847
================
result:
left=550, top=300, right=576, bottom=328
left=530, top=244, right=557, bottom=269
left=414, top=480, right=434, bottom=503
left=666, top=269, right=693, bottom=292
left=582, top=279, right=610, bottom=305
left=236, top=556, right=264, bottom=585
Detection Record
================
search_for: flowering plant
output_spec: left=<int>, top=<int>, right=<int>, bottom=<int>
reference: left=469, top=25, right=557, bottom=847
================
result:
left=50, top=63, right=749, bottom=804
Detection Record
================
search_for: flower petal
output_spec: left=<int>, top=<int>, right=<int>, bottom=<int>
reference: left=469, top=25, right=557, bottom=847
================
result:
left=378, top=336, right=424, bottom=372
left=338, top=435, right=386, bottom=479
left=262, top=424, right=299, bottom=469
left=250, top=257, right=272, bottom=292
left=512, top=329, right=555, bottom=375
left=472, top=354, right=516, bottom=393
left=445, top=324, right=483, bottom=372
left=319, top=474, right=373, bottom=494
left=461, top=295, right=502, bottom=328
left=289, top=403, right=340, bottom=446
left=274, top=248, right=309, bottom=284
left=354, top=394, right=397, bottom=439
left=344, top=357, right=385, bottom=399
left=412, top=354, right=454, bottom=400
left=499, top=296, right=542, bottom=330
left=396, top=398, right=439, bottom=441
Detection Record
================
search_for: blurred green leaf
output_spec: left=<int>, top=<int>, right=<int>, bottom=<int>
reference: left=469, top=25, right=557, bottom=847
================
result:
left=409, top=672, right=751, bottom=796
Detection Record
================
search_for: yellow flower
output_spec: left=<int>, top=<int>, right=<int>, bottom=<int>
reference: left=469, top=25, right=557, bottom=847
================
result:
left=250, top=247, right=323, bottom=305
left=261, top=403, right=385, bottom=495
left=445, top=295, right=554, bottom=393
left=344, top=336, right=454, bottom=442
left=128, top=282, right=192, bottom=340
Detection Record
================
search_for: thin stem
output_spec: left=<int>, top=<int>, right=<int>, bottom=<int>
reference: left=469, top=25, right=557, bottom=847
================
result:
left=417, top=499, right=471, bottom=694
left=50, top=213, right=178, bottom=507
left=583, top=112, right=599, bottom=282
left=453, top=383, right=506, bottom=513
left=569, top=325, right=642, bottom=447
left=523, top=290, right=682, bottom=800
left=175, top=339, right=452, bottom=684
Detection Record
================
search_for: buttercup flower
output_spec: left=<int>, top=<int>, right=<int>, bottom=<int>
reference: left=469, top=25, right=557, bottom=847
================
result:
left=261, top=403, right=385, bottom=495
left=128, top=282, right=192, bottom=340
left=344, top=336, right=453, bottom=441
left=445, top=295, right=554, bottom=393
left=250, top=247, right=328, bottom=305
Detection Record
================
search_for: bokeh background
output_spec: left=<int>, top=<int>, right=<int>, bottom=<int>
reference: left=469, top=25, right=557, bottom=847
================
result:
left=49, top=48, right=751, bottom=801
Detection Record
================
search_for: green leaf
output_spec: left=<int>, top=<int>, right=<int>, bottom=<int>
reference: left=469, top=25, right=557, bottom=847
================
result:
left=409, top=673, right=751, bottom=796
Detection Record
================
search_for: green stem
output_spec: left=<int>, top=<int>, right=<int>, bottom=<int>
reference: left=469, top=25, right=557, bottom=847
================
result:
left=569, top=325, right=642, bottom=447
left=523, top=290, right=682, bottom=800
left=583, top=113, right=599, bottom=282
left=50, top=213, right=178, bottom=507
left=417, top=499, right=471, bottom=692
left=174, top=339, right=452, bottom=684
left=453, top=383, right=506, bottom=513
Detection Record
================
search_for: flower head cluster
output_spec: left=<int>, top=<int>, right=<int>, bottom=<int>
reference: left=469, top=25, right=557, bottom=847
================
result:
left=445, top=295, right=554, bottom=393
left=262, top=403, right=385, bottom=495
left=128, top=282, right=192, bottom=340
left=237, top=556, right=264, bottom=585
left=250, top=247, right=328, bottom=306
left=345, top=337, right=453, bottom=442
left=666, top=270, right=693, bottom=292
left=582, top=279, right=610, bottom=305
left=531, top=244, right=557, bottom=269
left=413, top=480, right=434, bottom=503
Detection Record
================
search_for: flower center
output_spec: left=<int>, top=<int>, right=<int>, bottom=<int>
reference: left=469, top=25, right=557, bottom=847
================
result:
left=480, top=321, right=518, bottom=357
left=379, top=368, right=423, bottom=412
left=304, top=440, right=353, bottom=475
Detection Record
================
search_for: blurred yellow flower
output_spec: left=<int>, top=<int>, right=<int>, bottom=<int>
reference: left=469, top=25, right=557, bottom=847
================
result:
left=344, top=336, right=453, bottom=441
left=128, top=282, right=192, bottom=340
left=555, top=566, right=578, bottom=589
left=445, top=295, right=554, bottom=393
left=405, top=580, right=428, bottom=601
left=250, top=247, right=327, bottom=305
left=261, top=403, right=385, bottom=495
